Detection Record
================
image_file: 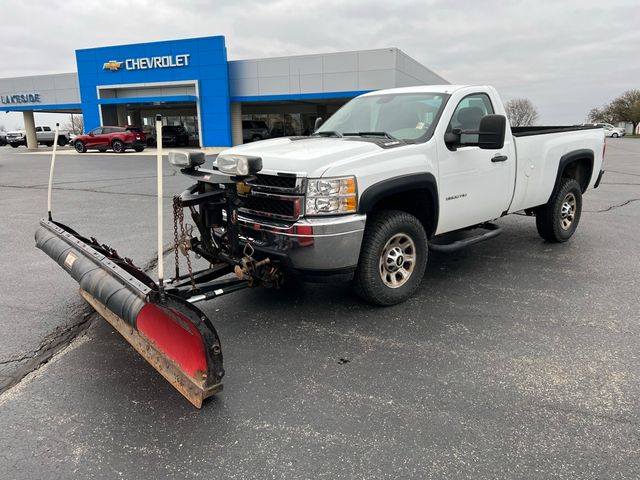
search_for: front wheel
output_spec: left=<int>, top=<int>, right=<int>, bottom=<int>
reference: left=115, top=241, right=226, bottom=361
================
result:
left=353, top=210, right=428, bottom=306
left=535, top=178, right=582, bottom=242
left=74, top=141, right=87, bottom=153
left=112, top=140, right=125, bottom=153
left=612, top=133, right=619, bottom=138
left=10, top=143, right=19, bottom=148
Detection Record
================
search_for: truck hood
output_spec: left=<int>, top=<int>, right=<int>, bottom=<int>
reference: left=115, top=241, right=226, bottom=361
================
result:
left=217, top=137, right=382, bottom=177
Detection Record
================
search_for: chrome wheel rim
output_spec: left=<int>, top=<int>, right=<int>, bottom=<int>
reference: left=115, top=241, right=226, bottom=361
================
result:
left=379, top=233, right=416, bottom=288
left=560, top=192, right=577, bottom=230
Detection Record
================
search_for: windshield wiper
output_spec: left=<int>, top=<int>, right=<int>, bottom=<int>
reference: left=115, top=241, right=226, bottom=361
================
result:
left=312, top=131, right=343, bottom=138
left=343, top=131, right=401, bottom=141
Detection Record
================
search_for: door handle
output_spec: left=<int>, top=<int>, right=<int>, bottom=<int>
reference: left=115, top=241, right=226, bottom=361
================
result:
left=491, top=154, right=508, bottom=162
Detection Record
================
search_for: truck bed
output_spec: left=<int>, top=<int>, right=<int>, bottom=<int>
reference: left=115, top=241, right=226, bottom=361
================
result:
left=508, top=125, right=604, bottom=213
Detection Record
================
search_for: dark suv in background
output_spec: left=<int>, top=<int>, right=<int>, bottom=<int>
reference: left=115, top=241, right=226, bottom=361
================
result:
left=162, top=125, right=190, bottom=146
left=73, top=126, right=146, bottom=153
left=242, top=120, right=269, bottom=142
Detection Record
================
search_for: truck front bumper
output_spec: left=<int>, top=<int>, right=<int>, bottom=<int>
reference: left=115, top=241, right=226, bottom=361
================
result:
left=237, top=213, right=366, bottom=276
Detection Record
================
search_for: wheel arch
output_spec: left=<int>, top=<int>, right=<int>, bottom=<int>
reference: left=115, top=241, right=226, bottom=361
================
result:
left=549, top=149, right=594, bottom=202
left=358, top=173, right=439, bottom=238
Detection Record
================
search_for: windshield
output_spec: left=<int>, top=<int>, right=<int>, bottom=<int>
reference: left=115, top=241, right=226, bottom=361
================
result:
left=316, top=92, right=449, bottom=142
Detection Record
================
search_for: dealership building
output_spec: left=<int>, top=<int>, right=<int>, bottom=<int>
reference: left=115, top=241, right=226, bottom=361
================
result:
left=0, top=35, right=447, bottom=148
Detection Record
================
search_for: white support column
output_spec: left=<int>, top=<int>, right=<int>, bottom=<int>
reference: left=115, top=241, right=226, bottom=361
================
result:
left=230, top=102, right=243, bottom=146
left=23, top=111, right=37, bottom=149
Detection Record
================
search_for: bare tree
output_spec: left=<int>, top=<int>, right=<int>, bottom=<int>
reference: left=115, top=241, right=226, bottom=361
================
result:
left=609, top=89, right=640, bottom=133
left=587, top=105, right=618, bottom=124
left=64, top=114, right=84, bottom=134
left=505, top=98, right=539, bottom=126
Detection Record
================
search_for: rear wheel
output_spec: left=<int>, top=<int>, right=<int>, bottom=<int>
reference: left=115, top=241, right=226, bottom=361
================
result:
left=74, top=141, right=87, bottom=153
left=535, top=178, right=582, bottom=242
left=353, top=210, right=428, bottom=305
left=112, top=140, right=125, bottom=153
left=134, top=147, right=145, bottom=152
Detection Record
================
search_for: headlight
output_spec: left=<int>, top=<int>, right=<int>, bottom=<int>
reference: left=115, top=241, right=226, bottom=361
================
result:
left=305, top=176, right=357, bottom=215
left=217, top=154, right=263, bottom=176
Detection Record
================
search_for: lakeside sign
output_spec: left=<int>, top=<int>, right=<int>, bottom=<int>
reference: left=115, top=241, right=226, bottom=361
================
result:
left=1, top=93, right=41, bottom=105
left=103, top=53, right=191, bottom=72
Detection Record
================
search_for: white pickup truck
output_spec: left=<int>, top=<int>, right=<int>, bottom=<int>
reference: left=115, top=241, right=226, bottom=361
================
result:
left=6, top=126, right=70, bottom=147
left=199, top=85, right=606, bottom=305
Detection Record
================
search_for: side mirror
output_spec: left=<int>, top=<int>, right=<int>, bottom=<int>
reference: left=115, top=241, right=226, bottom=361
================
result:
left=314, top=117, right=323, bottom=132
left=478, top=114, right=506, bottom=150
left=444, top=115, right=507, bottom=151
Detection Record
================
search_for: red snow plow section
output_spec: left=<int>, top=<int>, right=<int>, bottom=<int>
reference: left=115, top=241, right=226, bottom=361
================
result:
left=137, top=304, right=208, bottom=378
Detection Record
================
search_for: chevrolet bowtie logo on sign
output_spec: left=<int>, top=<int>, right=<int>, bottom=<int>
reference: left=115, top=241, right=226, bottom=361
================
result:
left=102, top=54, right=191, bottom=72
left=103, top=60, right=123, bottom=71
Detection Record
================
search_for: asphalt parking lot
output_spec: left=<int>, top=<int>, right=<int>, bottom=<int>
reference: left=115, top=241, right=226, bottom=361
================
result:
left=0, top=140, right=638, bottom=479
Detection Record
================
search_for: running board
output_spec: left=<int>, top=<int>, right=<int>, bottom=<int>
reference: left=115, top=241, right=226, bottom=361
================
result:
left=429, top=223, right=502, bottom=253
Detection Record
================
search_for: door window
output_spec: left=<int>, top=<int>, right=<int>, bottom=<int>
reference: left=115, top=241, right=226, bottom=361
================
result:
left=89, top=128, right=103, bottom=135
left=447, top=93, right=494, bottom=144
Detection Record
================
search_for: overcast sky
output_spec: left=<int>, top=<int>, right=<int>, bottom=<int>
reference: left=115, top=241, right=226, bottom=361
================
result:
left=1, top=0, right=638, bottom=130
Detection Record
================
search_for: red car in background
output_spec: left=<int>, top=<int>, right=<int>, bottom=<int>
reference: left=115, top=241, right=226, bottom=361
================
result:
left=73, top=126, right=146, bottom=153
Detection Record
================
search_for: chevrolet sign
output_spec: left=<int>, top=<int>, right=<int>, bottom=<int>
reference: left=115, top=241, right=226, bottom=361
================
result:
left=103, top=54, right=191, bottom=72
left=103, top=60, right=123, bottom=71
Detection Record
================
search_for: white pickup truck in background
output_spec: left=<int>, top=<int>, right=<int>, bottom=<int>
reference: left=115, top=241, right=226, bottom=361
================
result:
left=6, top=126, right=70, bottom=148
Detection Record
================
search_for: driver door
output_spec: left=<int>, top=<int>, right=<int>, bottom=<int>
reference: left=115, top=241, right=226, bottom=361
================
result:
left=85, top=127, right=103, bottom=147
left=436, top=92, right=515, bottom=234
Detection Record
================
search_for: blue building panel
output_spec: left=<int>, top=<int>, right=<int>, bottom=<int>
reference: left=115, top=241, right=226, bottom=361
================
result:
left=75, top=36, right=231, bottom=147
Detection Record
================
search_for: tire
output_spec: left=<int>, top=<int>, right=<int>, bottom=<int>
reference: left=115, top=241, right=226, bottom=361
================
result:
left=535, top=178, right=582, bottom=243
left=612, top=133, right=618, bottom=138
left=352, top=210, right=428, bottom=306
left=74, top=141, right=87, bottom=153
left=57, top=136, right=67, bottom=146
left=112, top=140, right=125, bottom=153
left=10, top=143, right=19, bottom=148
left=45, top=142, right=53, bottom=147
left=134, top=147, right=145, bottom=152
left=97, top=148, right=107, bottom=153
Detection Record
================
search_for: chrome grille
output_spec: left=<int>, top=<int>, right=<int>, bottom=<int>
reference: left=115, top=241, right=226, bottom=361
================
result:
left=246, top=174, right=304, bottom=193
left=239, top=174, right=304, bottom=221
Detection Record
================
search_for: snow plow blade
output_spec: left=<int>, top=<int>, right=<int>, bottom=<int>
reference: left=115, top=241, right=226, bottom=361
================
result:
left=35, top=219, right=224, bottom=408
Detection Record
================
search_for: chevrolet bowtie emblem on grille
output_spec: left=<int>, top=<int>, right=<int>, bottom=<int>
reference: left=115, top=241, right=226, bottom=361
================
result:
left=103, top=60, right=123, bottom=71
